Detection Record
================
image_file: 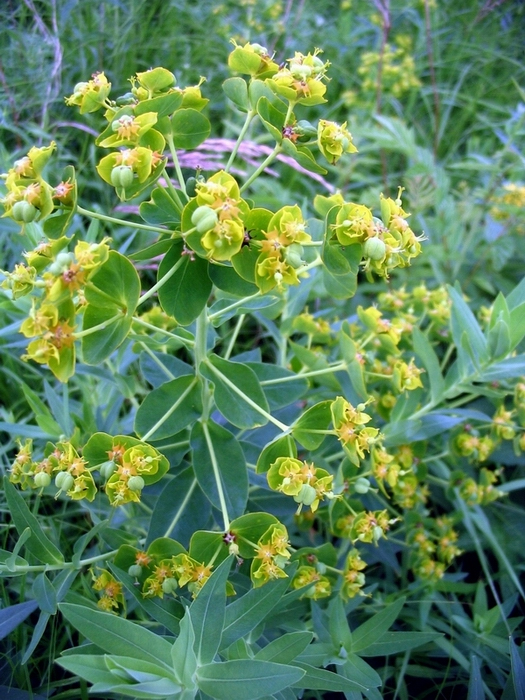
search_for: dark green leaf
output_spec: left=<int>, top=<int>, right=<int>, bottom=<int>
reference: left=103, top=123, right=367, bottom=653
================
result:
left=350, top=598, right=405, bottom=653
left=157, top=242, right=212, bottom=326
left=190, top=420, right=248, bottom=518
left=201, top=355, right=269, bottom=429
left=292, top=400, right=332, bottom=449
left=291, top=662, right=368, bottom=693
left=223, top=77, right=250, bottom=112
left=139, top=186, right=181, bottom=226
left=413, top=327, right=445, bottom=402
left=134, top=375, right=201, bottom=440
left=172, top=609, right=197, bottom=688
left=0, top=600, right=38, bottom=640
left=32, top=573, right=57, bottom=614
left=359, top=631, right=442, bottom=656
left=256, top=632, right=314, bottom=663
left=4, top=478, right=64, bottom=565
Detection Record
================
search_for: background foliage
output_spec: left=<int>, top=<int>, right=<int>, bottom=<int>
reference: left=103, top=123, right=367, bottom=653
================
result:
left=1, top=1, right=525, bottom=699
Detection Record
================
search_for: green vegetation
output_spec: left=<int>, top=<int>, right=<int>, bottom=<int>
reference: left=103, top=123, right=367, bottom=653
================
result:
left=1, top=2, right=524, bottom=699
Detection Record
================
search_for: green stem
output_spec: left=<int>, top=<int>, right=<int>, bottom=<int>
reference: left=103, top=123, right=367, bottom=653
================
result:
left=161, top=165, right=185, bottom=210
left=0, top=549, right=118, bottom=575
left=207, top=290, right=262, bottom=323
left=203, top=359, right=290, bottom=432
left=136, top=255, right=186, bottom=307
left=131, top=316, right=195, bottom=348
left=240, top=142, right=282, bottom=193
left=224, top=314, right=246, bottom=360
left=225, top=110, right=257, bottom=172
left=202, top=420, right=230, bottom=531
left=76, top=206, right=171, bottom=235
left=166, top=135, right=188, bottom=199
left=261, top=363, right=348, bottom=385
left=74, top=313, right=122, bottom=339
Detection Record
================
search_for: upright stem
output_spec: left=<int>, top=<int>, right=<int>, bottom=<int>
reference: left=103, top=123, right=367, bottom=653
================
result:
left=225, top=110, right=257, bottom=173
left=166, top=135, right=188, bottom=199
left=136, top=255, right=185, bottom=307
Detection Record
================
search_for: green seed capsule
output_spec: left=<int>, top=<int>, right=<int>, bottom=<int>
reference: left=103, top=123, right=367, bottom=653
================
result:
left=128, top=475, right=145, bottom=492
left=161, top=577, right=178, bottom=594
left=12, top=201, right=38, bottom=223
left=191, top=205, right=218, bottom=233
left=128, top=564, right=143, bottom=578
left=294, top=483, right=318, bottom=507
left=99, top=460, right=117, bottom=480
left=354, top=477, right=371, bottom=494
left=110, top=165, right=134, bottom=189
left=34, top=472, right=51, bottom=488
left=363, top=236, right=386, bottom=261
left=55, top=471, right=74, bottom=492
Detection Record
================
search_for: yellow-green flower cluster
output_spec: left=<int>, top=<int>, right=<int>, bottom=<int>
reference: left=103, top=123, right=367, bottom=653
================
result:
left=408, top=516, right=462, bottom=584
left=267, top=456, right=336, bottom=513
left=341, top=549, right=367, bottom=599
left=292, top=565, right=331, bottom=599
left=0, top=143, right=68, bottom=225
left=490, top=183, right=525, bottom=234
left=358, top=39, right=421, bottom=99
left=65, top=71, right=111, bottom=114
left=92, top=569, right=125, bottom=612
left=251, top=522, right=293, bottom=587
left=102, top=440, right=166, bottom=507
left=330, top=190, right=425, bottom=278
left=266, top=48, right=331, bottom=106
left=142, top=554, right=213, bottom=599
left=11, top=238, right=110, bottom=382
left=452, top=468, right=504, bottom=507
left=9, top=439, right=96, bottom=502
left=331, top=396, right=381, bottom=465
left=317, top=120, right=357, bottom=165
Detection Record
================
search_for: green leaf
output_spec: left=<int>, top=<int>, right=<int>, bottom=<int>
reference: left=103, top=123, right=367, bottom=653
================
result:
left=291, top=662, right=368, bottom=693
left=146, top=468, right=210, bottom=547
left=56, top=654, right=116, bottom=686
left=509, top=636, right=525, bottom=700
left=448, top=285, right=488, bottom=366
left=341, top=653, right=382, bottom=690
left=509, top=302, right=525, bottom=350
left=255, top=632, right=314, bottom=663
left=477, top=355, right=525, bottom=382
left=246, top=362, right=308, bottom=410
left=412, top=327, right=445, bottom=403
left=223, top=77, right=250, bottom=112
left=58, top=603, right=174, bottom=671
left=487, top=318, right=511, bottom=359
left=467, top=654, right=485, bottom=700
left=32, top=573, right=57, bottom=614
left=82, top=251, right=140, bottom=364
left=171, top=609, right=197, bottom=689
left=0, top=600, right=38, bottom=640
left=256, top=96, right=285, bottom=141
left=221, top=573, right=291, bottom=649
left=157, top=242, right=212, bottom=326
left=228, top=512, right=280, bottom=559
left=108, top=564, right=182, bottom=636
left=134, top=375, right=201, bottom=440
left=280, top=138, right=328, bottom=175
left=208, top=264, right=258, bottom=297
left=135, top=91, right=183, bottom=118
left=196, top=660, right=305, bottom=700
left=292, top=400, right=333, bottom=449
left=139, top=186, right=181, bottom=226
left=171, top=109, right=211, bottom=149
left=190, top=556, right=232, bottom=665
left=190, top=420, right=248, bottom=518
left=350, top=597, right=405, bottom=653
left=359, top=631, right=442, bottom=656
left=256, top=434, right=297, bottom=474
left=4, top=478, right=64, bottom=566
left=201, top=355, right=270, bottom=429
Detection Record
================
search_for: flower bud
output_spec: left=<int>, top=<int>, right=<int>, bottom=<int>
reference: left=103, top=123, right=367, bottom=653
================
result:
left=34, top=472, right=51, bottom=488
left=274, top=555, right=289, bottom=569
left=128, top=564, right=143, bottom=578
left=116, top=92, right=136, bottom=106
left=191, top=205, right=219, bottom=233
left=128, top=475, right=145, bottom=492
left=363, top=236, right=386, bottom=261
left=12, top=201, right=38, bottom=223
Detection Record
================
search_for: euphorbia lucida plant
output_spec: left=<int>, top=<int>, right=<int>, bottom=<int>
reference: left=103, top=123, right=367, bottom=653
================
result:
left=1, top=41, right=525, bottom=700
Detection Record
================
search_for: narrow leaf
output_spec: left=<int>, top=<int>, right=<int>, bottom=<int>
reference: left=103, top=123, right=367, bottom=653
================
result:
left=350, top=598, right=405, bottom=653
left=0, top=600, right=38, bottom=640
left=196, top=660, right=305, bottom=700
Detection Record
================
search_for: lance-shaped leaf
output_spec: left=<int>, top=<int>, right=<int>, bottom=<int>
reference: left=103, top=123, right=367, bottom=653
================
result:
left=196, top=659, right=305, bottom=700
left=82, top=251, right=140, bottom=364
left=4, top=477, right=64, bottom=565
left=200, top=355, right=270, bottom=429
